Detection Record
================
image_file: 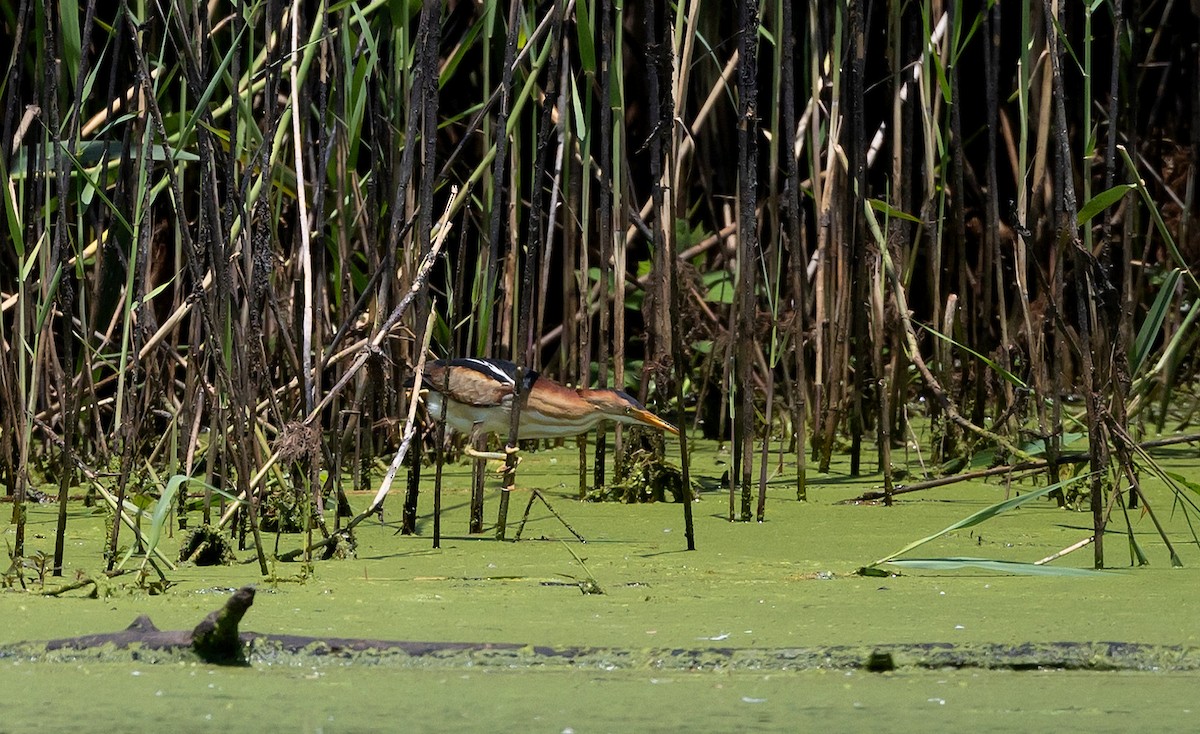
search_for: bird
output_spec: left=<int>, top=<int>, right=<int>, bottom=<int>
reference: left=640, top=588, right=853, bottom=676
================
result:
left=417, top=358, right=679, bottom=458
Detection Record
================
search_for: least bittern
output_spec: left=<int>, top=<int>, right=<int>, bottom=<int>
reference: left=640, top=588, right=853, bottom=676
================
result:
left=419, top=358, right=679, bottom=456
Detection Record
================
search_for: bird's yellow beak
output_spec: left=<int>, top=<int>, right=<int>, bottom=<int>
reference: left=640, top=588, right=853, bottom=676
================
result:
left=631, top=407, right=681, bottom=436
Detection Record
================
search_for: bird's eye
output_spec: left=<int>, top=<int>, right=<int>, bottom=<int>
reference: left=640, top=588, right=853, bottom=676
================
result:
left=625, top=407, right=632, bottom=415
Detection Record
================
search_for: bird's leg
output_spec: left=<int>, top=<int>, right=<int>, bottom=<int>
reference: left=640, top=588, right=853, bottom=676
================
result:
left=577, top=435, right=588, bottom=500
left=468, top=434, right=487, bottom=534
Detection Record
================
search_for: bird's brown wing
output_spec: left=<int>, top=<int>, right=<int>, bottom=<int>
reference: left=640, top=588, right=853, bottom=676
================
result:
left=423, top=358, right=519, bottom=407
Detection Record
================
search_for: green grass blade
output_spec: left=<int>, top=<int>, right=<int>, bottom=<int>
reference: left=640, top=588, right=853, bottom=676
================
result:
left=0, top=155, right=25, bottom=256
left=1119, top=145, right=1200, bottom=293
left=871, top=472, right=1093, bottom=567
left=931, top=50, right=951, bottom=104
left=144, top=474, right=191, bottom=556
left=438, top=16, right=484, bottom=87
left=869, top=198, right=921, bottom=224
left=1131, top=268, right=1180, bottom=376
left=575, top=0, right=596, bottom=75
left=59, top=0, right=82, bottom=84
left=884, top=557, right=1108, bottom=576
left=1141, top=304, right=1200, bottom=386
left=1018, top=432, right=1085, bottom=459
left=916, top=321, right=1028, bottom=388
left=181, top=23, right=248, bottom=151
left=1076, top=183, right=1133, bottom=227
left=1165, top=470, right=1200, bottom=498
left=34, top=264, right=64, bottom=333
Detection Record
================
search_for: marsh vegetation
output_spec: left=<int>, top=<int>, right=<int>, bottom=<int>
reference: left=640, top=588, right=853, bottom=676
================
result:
left=1, top=0, right=1199, bottom=587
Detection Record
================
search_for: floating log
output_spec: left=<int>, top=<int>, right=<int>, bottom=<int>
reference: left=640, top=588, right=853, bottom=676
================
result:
left=7, top=587, right=1199, bottom=672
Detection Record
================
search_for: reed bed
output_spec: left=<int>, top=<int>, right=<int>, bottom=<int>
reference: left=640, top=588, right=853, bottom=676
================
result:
left=1, top=0, right=1197, bottom=576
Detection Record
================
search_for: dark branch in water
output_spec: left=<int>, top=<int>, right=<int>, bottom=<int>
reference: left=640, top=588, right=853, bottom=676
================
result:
left=41, top=585, right=258, bottom=666
left=20, top=586, right=1200, bottom=673
left=191, top=586, right=256, bottom=664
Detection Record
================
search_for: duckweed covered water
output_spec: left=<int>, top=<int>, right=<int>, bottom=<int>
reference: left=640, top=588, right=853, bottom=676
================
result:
left=3, top=662, right=1198, bottom=732
left=3, top=441, right=1200, bottom=729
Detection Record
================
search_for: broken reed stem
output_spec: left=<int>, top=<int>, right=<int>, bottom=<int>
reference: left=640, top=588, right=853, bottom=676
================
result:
left=215, top=189, right=458, bottom=532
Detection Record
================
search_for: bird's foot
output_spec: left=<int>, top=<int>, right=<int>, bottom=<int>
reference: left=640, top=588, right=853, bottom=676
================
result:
left=465, top=445, right=522, bottom=473
left=464, top=447, right=506, bottom=461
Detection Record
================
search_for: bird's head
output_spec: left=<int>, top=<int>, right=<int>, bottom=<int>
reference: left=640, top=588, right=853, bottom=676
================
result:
left=583, top=389, right=680, bottom=435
